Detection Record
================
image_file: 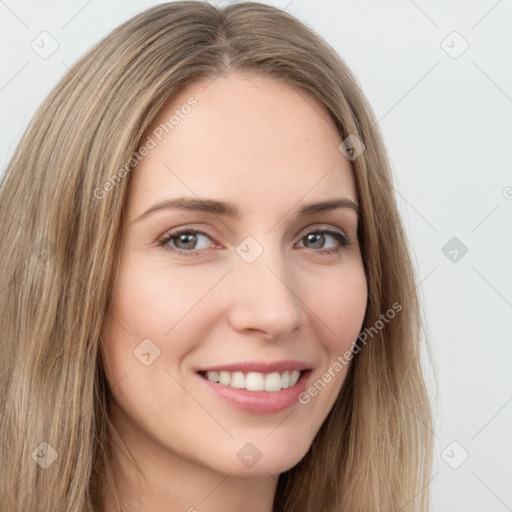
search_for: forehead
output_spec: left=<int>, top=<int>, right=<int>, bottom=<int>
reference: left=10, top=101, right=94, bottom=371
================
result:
left=127, top=72, right=357, bottom=218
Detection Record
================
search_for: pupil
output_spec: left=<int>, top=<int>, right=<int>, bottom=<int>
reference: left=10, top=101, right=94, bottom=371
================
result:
left=177, top=233, right=196, bottom=250
left=306, top=233, right=324, bottom=248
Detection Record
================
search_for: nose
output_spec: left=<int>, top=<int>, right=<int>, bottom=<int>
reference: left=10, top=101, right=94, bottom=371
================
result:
left=226, top=238, right=305, bottom=340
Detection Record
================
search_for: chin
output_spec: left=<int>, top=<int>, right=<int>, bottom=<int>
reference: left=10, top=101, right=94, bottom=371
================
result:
left=208, top=434, right=313, bottom=477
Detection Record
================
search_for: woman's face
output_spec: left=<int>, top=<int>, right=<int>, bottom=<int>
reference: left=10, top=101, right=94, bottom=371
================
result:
left=100, top=71, right=367, bottom=477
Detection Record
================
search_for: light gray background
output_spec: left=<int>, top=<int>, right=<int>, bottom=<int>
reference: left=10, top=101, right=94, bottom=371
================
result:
left=1, top=1, right=511, bottom=510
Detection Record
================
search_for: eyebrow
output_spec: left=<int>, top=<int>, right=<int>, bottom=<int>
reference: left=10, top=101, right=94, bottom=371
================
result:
left=134, top=196, right=360, bottom=222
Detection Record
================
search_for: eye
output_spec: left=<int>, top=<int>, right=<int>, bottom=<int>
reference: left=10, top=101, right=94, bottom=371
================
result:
left=158, top=229, right=216, bottom=257
left=296, top=228, right=350, bottom=256
left=158, top=226, right=351, bottom=258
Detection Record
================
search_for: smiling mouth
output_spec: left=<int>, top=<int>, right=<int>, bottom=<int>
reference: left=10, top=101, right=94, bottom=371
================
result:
left=197, top=369, right=309, bottom=392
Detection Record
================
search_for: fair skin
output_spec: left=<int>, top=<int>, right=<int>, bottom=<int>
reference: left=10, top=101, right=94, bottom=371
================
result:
left=100, top=71, right=368, bottom=512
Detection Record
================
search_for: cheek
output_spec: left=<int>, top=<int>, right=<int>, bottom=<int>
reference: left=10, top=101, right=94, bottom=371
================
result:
left=105, top=261, right=227, bottom=357
left=99, top=262, right=219, bottom=435
left=303, top=265, right=367, bottom=399
left=311, top=265, right=368, bottom=350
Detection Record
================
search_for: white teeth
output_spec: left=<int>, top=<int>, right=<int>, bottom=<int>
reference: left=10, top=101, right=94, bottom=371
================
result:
left=264, top=372, right=282, bottom=392
left=205, top=369, right=302, bottom=392
left=246, top=372, right=264, bottom=391
left=207, top=370, right=220, bottom=383
left=290, top=370, right=300, bottom=387
left=230, top=371, right=245, bottom=388
left=219, top=371, right=230, bottom=386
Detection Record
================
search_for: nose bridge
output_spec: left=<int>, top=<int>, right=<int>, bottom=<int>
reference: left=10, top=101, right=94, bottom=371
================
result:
left=228, top=233, right=303, bottom=337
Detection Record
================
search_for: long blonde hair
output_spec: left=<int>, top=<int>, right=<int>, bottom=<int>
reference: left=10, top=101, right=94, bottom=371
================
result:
left=0, top=2, right=434, bottom=510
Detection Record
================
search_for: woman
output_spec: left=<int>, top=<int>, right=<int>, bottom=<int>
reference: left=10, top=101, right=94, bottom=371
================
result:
left=0, top=2, right=434, bottom=511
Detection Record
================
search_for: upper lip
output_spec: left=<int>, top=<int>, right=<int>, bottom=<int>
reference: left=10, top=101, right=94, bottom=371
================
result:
left=196, top=360, right=313, bottom=374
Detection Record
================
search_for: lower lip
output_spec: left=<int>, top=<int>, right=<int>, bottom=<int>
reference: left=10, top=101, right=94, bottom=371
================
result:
left=197, top=371, right=311, bottom=414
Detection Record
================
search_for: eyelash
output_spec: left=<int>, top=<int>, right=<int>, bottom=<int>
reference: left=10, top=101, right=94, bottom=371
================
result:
left=157, top=227, right=351, bottom=258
